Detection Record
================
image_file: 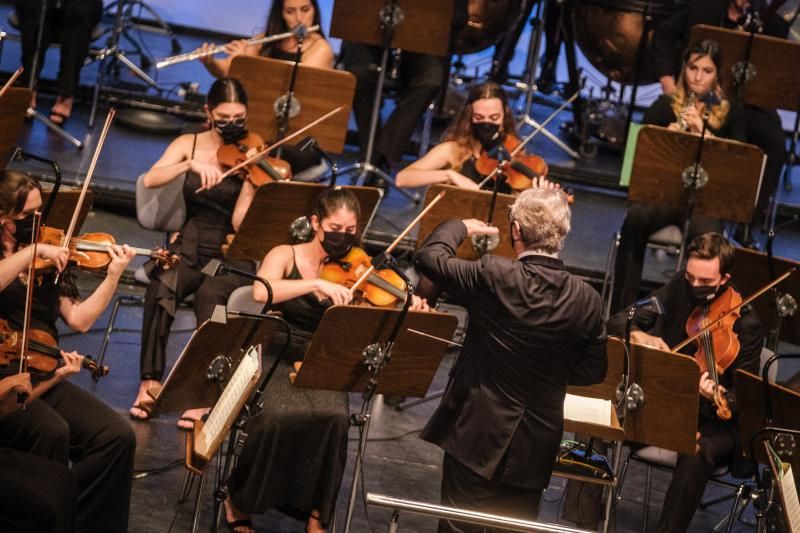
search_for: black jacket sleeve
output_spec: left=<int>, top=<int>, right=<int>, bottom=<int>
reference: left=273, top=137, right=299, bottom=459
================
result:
left=569, top=301, right=609, bottom=386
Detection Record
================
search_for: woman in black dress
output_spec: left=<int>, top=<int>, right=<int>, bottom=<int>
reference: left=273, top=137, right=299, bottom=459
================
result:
left=199, top=0, right=334, bottom=78
left=223, top=188, right=427, bottom=532
left=130, top=78, right=257, bottom=421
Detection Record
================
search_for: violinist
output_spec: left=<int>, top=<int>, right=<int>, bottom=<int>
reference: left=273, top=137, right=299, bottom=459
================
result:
left=131, top=77, right=257, bottom=422
left=198, top=0, right=334, bottom=78
left=607, top=232, right=763, bottom=533
left=414, top=188, right=606, bottom=532
left=223, top=188, right=427, bottom=533
left=396, top=81, right=558, bottom=194
left=610, top=39, right=746, bottom=313
left=0, top=172, right=137, bottom=533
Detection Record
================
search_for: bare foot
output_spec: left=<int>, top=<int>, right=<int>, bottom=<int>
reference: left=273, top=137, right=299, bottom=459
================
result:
left=307, top=511, right=325, bottom=533
left=130, top=379, right=160, bottom=420
left=29, top=91, right=36, bottom=109
left=177, top=406, right=210, bottom=430
left=223, top=496, right=254, bottom=533
left=50, top=95, right=73, bottom=125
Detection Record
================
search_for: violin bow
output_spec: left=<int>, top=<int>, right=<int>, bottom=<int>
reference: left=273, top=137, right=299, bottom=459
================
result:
left=57, top=108, right=116, bottom=280
left=477, top=91, right=580, bottom=190
left=349, top=191, right=446, bottom=294
left=17, top=211, right=42, bottom=405
left=0, top=67, right=24, bottom=100
left=215, top=106, right=344, bottom=183
left=672, top=267, right=797, bottom=352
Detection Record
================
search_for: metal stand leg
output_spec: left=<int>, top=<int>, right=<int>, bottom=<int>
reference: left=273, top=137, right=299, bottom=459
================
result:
left=601, top=439, right=624, bottom=533
left=344, top=395, right=377, bottom=533
left=190, top=470, right=208, bottom=533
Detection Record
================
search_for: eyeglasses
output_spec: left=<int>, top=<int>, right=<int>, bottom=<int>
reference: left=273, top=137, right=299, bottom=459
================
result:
left=213, top=117, right=247, bottom=128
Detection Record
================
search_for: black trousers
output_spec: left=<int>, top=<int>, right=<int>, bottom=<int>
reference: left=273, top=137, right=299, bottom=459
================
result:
left=0, top=448, right=77, bottom=533
left=610, top=203, right=723, bottom=313
left=744, top=105, right=787, bottom=224
left=439, top=453, right=542, bottom=533
left=655, top=419, right=737, bottom=533
left=139, top=258, right=251, bottom=381
left=339, top=42, right=447, bottom=164
left=0, top=380, right=135, bottom=533
left=15, top=0, right=103, bottom=96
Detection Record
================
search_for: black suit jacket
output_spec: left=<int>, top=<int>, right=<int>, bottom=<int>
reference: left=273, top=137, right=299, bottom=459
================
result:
left=415, top=220, right=608, bottom=489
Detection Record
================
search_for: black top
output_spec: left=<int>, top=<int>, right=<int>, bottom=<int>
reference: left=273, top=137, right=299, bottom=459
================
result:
left=642, top=93, right=747, bottom=141
left=274, top=247, right=328, bottom=354
left=651, top=0, right=790, bottom=80
left=0, top=272, right=77, bottom=339
left=607, top=274, right=763, bottom=420
left=415, top=219, right=607, bottom=489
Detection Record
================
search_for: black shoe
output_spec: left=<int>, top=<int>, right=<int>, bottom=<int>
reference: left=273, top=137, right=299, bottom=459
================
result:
left=734, top=223, right=759, bottom=250
left=363, top=173, right=388, bottom=190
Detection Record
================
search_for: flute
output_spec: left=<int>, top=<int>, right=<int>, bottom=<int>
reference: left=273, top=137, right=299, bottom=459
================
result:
left=156, top=24, right=320, bottom=69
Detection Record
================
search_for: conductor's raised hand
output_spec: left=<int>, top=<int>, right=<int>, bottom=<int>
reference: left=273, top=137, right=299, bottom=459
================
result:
left=462, top=218, right=500, bottom=238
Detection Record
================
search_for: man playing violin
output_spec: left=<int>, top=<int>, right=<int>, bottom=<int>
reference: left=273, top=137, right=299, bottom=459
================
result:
left=415, top=187, right=607, bottom=532
left=0, top=171, right=137, bottom=533
left=396, top=81, right=559, bottom=195
left=607, top=232, right=763, bottom=533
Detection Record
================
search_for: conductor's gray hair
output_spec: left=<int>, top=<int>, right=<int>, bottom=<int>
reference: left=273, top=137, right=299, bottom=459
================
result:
left=509, top=188, right=571, bottom=254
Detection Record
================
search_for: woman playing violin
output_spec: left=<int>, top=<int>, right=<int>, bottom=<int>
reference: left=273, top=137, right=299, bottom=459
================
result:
left=607, top=233, right=762, bottom=533
left=396, top=81, right=558, bottom=194
left=131, top=77, right=257, bottom=421
left=222, top=188, right=427, bottom=533
left=0, top=172, right=137, bottom=533
left=199, top=0, right=334, bottom=79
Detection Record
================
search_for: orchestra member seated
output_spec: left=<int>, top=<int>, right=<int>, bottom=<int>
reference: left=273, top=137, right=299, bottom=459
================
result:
left=14, top=0, right=103, bottom=125
left=396, top=81, right=558, bottom=194
left=222, top=188, right=428, bottom=533
left=610, top=39, right=746, bottom=313
left=130, top=78, right=257, bottom=423
left=0, top=171, right=137, bottom=533
left=198, top=0, right=333, bottom=78
left=607, top=233, right=762, bottom=533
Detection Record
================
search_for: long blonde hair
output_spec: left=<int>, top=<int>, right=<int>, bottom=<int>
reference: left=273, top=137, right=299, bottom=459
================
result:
left=443, top=81, right=516, bottom=166
left=670, top=39, right=729, bottom=131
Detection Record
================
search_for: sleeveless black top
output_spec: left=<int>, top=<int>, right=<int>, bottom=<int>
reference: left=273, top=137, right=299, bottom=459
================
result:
left=275, top=248, right=327, bottom=341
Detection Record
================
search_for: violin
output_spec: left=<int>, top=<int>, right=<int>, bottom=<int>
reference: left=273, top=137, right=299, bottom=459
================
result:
left=217, top=132, right=292, bottom=187
left=683, top=287, right=743, bottom=421
left=0, top=319, right=108, bottom=381
left=31, top=227, right=179, bottom=272
left=475, top=133, right=549, bottom=193
left=320, top=247, right=406, bottom=307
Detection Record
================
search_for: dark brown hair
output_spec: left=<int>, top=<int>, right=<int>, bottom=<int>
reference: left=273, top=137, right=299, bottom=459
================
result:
left=261, top=0, right=326, bottom=56
left=687, top=232, right=735, bottom=275
left=443, top=81, right=516, bottom=163
left=0, top=170, right=40, bottom=217
left=207, top=78, right=248, bottom=109
left=312, top=187, right=361, bottom=222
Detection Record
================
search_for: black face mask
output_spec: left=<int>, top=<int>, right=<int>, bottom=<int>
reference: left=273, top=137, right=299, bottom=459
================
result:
left=13, top=213, right=36, bottom=245
left=471, top=122, right=502, bottom=151
left=321, top=230, right=356, bottom=260
left=688, top=282, right=723, bottom=305
left=213, top=117, right=248, bottom=144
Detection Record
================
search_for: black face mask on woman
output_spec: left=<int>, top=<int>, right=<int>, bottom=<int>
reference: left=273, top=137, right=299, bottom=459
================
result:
left=13, top=213, right=36, bottom=245
left=213, top=117, right=248, bottom=144
left=321, top=230, right=356, bottom=260
left=471, top=122, right=503, bottom=151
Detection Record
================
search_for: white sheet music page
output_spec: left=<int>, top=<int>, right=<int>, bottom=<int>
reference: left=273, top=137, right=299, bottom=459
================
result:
left=563, top=394, right=612, bottom=426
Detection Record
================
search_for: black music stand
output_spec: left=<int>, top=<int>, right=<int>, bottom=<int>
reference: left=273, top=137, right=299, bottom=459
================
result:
left=330, top=0, right=454, bottom=203
left=224, top=182, right=382, bottom=263
left=294, top=304, right=458, bottom=533
left=629, top=125, right=765, bottom=267
left=0, top=87, right=31, bottom=166
left=147, top=315, right=278, bottom=533
left=689, top=24, right=800, bottom=208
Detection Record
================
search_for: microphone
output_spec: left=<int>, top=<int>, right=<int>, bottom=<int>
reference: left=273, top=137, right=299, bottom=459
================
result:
left=202, top=259, right=274, bottom=308
left=632, top=295, right=665, bottom=315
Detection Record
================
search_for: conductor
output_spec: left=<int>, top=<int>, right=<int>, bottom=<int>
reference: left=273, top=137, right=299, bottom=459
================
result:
left=415, top=188, right=608, bottom=531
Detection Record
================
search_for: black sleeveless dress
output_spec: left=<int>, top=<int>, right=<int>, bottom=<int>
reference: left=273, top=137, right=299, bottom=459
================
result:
left=227, top=251, right=349, bottom=525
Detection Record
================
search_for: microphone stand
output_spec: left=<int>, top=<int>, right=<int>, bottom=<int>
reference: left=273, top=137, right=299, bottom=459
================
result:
left=274, top=26, right=306, bottom=155
left=765, top=220, right=800, bottom=352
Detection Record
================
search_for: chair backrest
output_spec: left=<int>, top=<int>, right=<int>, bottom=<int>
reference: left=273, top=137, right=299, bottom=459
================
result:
left=135, top=173, right=187, bottom=232
left=226, top=285, right=264, bottom=315
left=760, top=346, right=778, bottom=384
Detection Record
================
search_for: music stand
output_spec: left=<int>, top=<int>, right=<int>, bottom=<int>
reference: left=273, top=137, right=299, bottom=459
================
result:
left=690, top=24, right=800, bottom=210
left=40, top=187, right=93, bottom=232
left=0, top=88, right=31, bottom=167
left=415, top=184, right=517, bottom=260
left=629, top=125, right=765, bottom=266
left=294, top=304, right=458, bottom=533
left=228, top=56, right=355, bottom=154
left=561, top=336, right=699, bottom=533
left=224, top=182, right=382, bottom=263
left=330, top=0, right=454, bottom=202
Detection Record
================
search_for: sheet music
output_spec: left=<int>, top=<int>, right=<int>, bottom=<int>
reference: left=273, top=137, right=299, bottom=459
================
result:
left=782, top=465, right=800, bottom=532
left=564, top=394, right=612, bottom=426
left=197, top=346, right=259, bottom=456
